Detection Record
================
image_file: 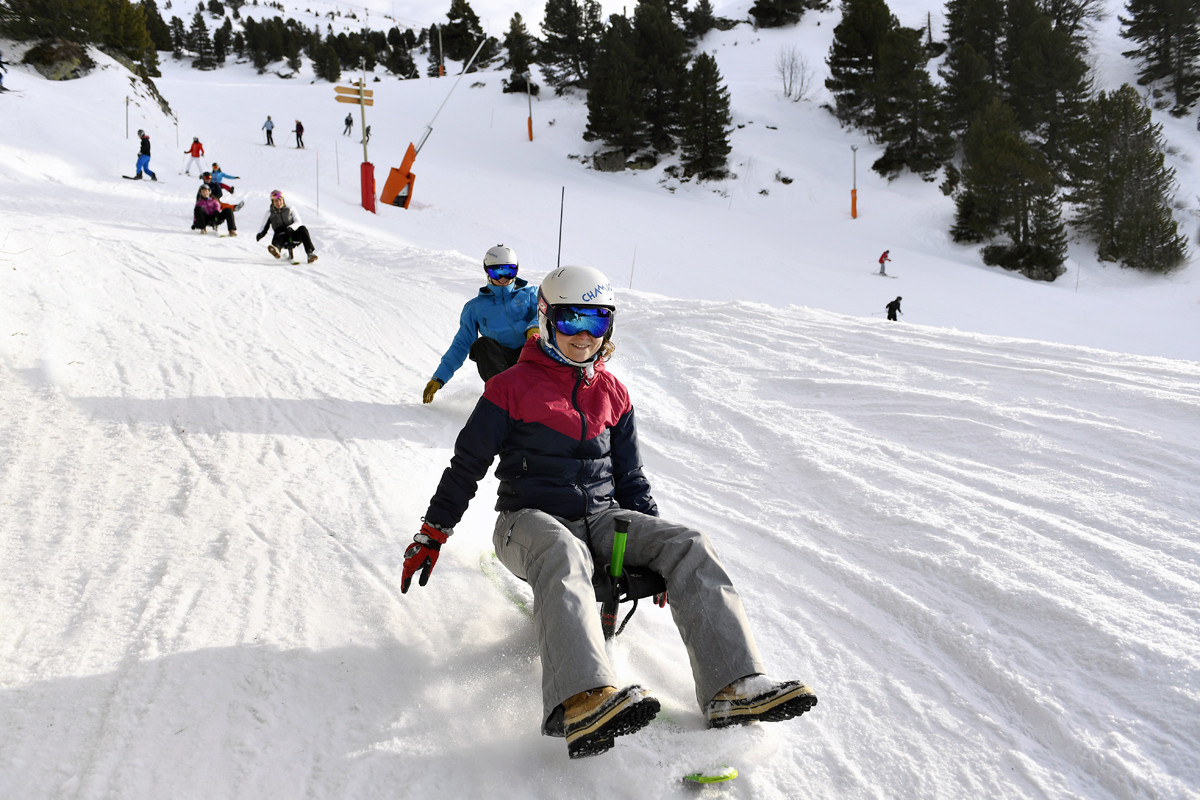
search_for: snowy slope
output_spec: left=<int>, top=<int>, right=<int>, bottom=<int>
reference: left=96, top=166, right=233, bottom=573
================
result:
left=2, top=2, right=1200, bottom=797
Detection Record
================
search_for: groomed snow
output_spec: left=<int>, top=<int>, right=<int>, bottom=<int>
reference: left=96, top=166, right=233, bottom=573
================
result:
left=1, top=1, right=1198, bottom=797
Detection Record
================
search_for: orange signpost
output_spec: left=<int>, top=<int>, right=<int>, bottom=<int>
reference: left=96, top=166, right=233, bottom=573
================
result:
left=380, top=37, right=488, bottom=211
left=380, top=143, right=417, bottom=209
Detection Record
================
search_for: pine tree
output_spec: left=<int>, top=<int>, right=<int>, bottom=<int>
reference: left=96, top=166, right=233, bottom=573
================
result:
left=955, top=98, right=1066, bottom=279
left=384, top=27, right=417, bottom=77
left=871, top=25, right=952, bottom=180
left=313, top=40, right=340, bottom=81
left=540, top=0, right=603, bottom=92
left=825, top=0, right=896, bottom=132
left=443, top=0, right=484, bottom=62
left=1069, top=84, right=1188, bottom=271
left=939, top=0, right=1006, bottom=133
left=213, top=17, right=232, bottom=64
left=585, top=14, right=647, bottom=152
left=504, top=12, right=538, bottom=73
left=1004, top=0, right=1091, bottom=174
left=678, top=52, right=733, bottom=178
left=749, top=0, right=808, bottom=28
left=189, top=10, right=216, bottom=68
left=686, top=0, right=717, bottom=39
left=143, top=0, right=174, bottom=51
left=633, top=0, right=689, bottom=152
left=952, top=98, right=1034, bottom=240
left=1120, top=0, right=1200, bottom=113
left=169, top=14, right=186, bottom=58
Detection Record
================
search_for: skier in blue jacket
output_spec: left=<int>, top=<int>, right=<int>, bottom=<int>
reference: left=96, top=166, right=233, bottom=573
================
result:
left=422, top=244, right=539, bottom=404
left=403, top=265, right=819, bottom=759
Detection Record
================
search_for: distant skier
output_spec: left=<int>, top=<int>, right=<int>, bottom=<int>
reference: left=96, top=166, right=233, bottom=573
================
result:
left=262, top=115, right=275, bottom=146
left=132, top=130, right=156, bottom=181
left=191, top=184, right=237, bottom=235
left=402, top=265, right=819, bottom=760
left=878, top=250, right=891, bottom=276
left=422, top=244, right=538, bottom=405
left=183, top=137, right=205, bottom=175
left=343, top=113, right=353, bottom=136
left=0, top=48, right=8, bottom=89
left=255, top=189, right=318, bottom=263
left=360, top=125, right=371, bottom=144
left=886, top=296, right=903, bottom=321
left=293, top=120, right=305, bottom=148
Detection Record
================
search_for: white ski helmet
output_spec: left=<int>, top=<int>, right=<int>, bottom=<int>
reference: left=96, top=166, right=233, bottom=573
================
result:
left=537, top=265, right=616, bottom=366
left=483, top=244, right=519, bottom=269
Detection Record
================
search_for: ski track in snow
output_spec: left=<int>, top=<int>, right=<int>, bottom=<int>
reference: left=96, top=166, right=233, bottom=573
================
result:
left=3, top=19, right=1200, bottom=800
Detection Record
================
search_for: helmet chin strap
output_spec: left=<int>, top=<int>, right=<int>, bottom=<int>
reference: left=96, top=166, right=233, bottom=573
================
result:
left=540, top=331, right=606, bottom=380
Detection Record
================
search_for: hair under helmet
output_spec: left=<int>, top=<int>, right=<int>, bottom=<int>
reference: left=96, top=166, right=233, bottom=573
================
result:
left=536, top=265, right=615, bottom=368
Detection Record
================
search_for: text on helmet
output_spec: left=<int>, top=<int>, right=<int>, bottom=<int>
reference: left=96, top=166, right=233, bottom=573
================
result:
left=581, top=283, right=612, bottom=303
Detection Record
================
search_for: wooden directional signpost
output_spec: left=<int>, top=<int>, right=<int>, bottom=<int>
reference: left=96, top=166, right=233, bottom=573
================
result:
left=336, top=82, right=376, bottom=213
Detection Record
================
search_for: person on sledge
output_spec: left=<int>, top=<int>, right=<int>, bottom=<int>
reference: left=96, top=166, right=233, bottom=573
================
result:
left=422, top=244, right=538, bottom=405
left=199, top=171, right=242, bottom=213
left=402, top=265, right=819, bottom=759
left=132, top=130, right=156, bottom=181
left=210, top=162, right=240, bottom=188
left=255, top=189, right=317, bottom=263
left=191, top=184, right=236, bottom=235
left=183, top=137, right=205, bottom=175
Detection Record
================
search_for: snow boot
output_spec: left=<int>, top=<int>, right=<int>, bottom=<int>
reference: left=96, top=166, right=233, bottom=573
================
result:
left=307, top=252, right=318, bottom=264
left=267, top=245, right=281, bottom=259
left=564, top=685, right=659, bottom=759
left=705, top=677, right=817, bottom=729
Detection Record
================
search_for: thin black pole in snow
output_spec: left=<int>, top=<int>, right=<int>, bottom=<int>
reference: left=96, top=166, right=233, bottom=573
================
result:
left=556, top=187, right=565, bottom=269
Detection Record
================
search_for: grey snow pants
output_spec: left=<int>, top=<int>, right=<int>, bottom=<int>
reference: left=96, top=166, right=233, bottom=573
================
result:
left=492, top=506, right=766, bottom=736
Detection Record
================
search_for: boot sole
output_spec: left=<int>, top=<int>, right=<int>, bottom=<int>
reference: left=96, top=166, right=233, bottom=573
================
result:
left=707, top=682, right=817, bottom=729
left=566, top=687, right=660, bottom=759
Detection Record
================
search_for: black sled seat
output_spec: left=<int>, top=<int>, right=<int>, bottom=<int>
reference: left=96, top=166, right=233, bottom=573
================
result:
left=513, top=518, right=668, bottom=640
left=593, top=564, right=667, bottom=639
left=593, top=517, right=667, bottom=639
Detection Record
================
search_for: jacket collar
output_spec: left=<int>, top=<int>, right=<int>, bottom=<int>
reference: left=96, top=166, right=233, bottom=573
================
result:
left=479, top=276, right=528, bottom=298
left=520, top=335, right=607, bottom=384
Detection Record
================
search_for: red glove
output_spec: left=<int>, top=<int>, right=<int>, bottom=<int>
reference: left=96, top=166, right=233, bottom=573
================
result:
left=402, top=522, right=450, bottom=593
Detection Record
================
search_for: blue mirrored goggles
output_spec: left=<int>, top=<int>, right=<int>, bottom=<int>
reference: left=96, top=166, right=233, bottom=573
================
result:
left=485, top=264, right=518, bottom=280
left=551, top=305, right=614, bottom=338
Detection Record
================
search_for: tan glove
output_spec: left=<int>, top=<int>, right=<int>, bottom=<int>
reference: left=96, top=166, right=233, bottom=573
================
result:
left=422, top=379, right=443, bottom=404
left=525, top=327, right=539, bottom=340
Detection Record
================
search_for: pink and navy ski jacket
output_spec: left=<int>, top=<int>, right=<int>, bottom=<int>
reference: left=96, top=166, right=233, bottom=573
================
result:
left=424, top=337, right=658, bottom=528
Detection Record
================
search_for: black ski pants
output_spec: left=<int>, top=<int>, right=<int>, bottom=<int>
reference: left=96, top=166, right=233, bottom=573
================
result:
left=193, top=207, right=236, bottom=232
left=469, top=336, right=522, bottom=382
left=271, top=226, right=314, bottom=255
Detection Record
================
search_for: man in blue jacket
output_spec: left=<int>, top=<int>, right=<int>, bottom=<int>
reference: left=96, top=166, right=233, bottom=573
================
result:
left=423, top=245, right=538, bottom=404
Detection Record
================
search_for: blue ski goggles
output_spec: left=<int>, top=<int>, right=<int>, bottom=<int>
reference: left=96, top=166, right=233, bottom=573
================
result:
left=551, top=305, right=614, bottom=338
left=485, top=264, right=518, bottom=281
